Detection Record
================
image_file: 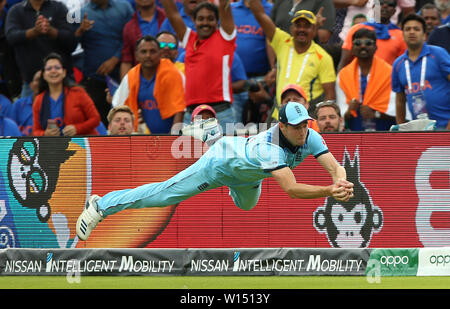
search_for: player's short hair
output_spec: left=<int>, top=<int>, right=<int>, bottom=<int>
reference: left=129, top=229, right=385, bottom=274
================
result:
left=107, top=105, right=135, bottom=124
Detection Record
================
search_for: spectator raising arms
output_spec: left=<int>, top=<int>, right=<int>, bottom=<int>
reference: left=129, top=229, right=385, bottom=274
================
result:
left=249, top=2, right=336, bottom=120
left=32, top=53, right=101, bottom=136
left=160, top=0, right=237, bottom=131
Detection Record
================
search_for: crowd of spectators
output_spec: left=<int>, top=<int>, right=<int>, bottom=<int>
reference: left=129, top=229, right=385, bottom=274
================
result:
left=0, top=0, right=448, bottom=136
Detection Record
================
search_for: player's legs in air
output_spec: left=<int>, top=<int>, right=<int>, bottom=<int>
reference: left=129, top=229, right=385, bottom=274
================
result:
left=228, top=181, right=262, bottom=211
left=76, top=147, right=221, bottom=241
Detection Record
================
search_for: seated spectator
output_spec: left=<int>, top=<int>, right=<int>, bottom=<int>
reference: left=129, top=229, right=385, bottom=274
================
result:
left=271, top=0, right=336, bottom=44
left=428, top=22, right=450, bottom=53
left=9, top=70, right=41, bottom=135
left=337, top=28, right=396, bottom=131
left=420, top=3, right=442, bottom=38
left=392, top=14, right=450, bottom=130
left=32, top=53, right=101, bottom=136
left=112, top=35, right=185, bottom=134
left=338, top=0, right=407, bottom=70
left=107, top=105, right=135, bottom=135
left=120, top=0, right=166, bottom=78
left=280, top=84, right=320, bottom=132
left=315, top=100, right=345, bottom=132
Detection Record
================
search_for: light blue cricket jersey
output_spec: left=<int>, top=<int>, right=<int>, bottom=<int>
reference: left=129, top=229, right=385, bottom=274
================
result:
left=204, top=124, right=329, bottom=186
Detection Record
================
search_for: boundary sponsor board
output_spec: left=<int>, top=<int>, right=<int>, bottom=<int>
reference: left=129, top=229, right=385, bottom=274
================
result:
left=2, top=247, right=449, bottom=276
left=417, top=247, right=450, bottom=276
left=0, top=248, right=369, bottom=276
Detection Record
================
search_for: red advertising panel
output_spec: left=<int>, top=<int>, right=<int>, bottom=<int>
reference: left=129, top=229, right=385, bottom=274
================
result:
left=1, top=133, right=449, bottom=249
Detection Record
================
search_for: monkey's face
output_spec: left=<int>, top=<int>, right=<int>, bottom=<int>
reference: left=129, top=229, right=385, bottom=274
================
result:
left=330, top=203, right=367, bottom=248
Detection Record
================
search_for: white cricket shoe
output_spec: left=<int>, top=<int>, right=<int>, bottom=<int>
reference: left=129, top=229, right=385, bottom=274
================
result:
left=76, top=195, right=103, bottom=241
left=181, top=118, right=222, bottom=144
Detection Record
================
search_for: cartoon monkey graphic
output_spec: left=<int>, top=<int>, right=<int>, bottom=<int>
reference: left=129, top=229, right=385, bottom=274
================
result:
left=314, top=148, right=383, bottom=248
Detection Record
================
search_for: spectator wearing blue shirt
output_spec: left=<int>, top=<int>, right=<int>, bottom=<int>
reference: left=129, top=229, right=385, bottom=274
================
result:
left=75, top=0, right=133, bottom=126
left=231, top=0, right=274, bottom=77
left=120, top=0, right=167, bottom=79
left=392, top=14, right=450, bottom=130
left=9, top=69, right=41, bottom=135
left=0, top=113, right=22, bottom=136
left=160, top=0, right=198, bottom=34
left=0, top=93, right=12, bottom=118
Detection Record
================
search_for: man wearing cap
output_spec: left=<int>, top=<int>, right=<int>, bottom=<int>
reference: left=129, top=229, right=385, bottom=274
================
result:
left=248, top=1, right=336, bottom=122
left=77, top=101, right=354, bottom=241
left=280, top=84, right=320, bottom=132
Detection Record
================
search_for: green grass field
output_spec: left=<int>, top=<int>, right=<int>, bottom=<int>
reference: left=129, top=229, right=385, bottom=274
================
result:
left=1, top=275, right=449, bottom=289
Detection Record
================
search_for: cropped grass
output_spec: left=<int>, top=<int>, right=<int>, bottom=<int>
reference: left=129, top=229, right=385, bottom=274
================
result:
left=1, top=275, right=449, bottom=289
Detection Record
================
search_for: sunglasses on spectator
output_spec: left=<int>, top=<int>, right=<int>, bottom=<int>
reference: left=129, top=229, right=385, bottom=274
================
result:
left=353, top=39, right=375, bottom=47
left=44, top=65, right=63, bottom=71
left=159, top=42, right=177, bottom=50
left=380, top=0, right=396, bottom=6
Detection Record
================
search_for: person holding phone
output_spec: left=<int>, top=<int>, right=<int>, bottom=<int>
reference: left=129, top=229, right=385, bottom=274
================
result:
left=32, top=53, right=101, bottom=136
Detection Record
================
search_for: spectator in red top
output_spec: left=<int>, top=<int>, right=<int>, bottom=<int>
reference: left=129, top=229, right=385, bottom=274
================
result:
left=161, top=0, right=237, bottom=133
left=120, top=0, right=166, bottom=79
left=32, top=53, right=100, bottom=136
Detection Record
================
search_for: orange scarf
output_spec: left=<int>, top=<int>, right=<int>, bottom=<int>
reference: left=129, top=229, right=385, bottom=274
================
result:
left=124, top=59, right=185, bottom=131
left=339, top=56, right=392, bottom=117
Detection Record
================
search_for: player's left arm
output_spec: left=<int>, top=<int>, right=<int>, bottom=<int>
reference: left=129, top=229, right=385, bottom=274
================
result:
left=316, top=152, right=346, bottom=182
left=316, top=152, right=354, bottom=197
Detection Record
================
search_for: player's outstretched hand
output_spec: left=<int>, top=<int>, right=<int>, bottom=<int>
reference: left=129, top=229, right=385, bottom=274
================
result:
left=331, top=179, right=354, bottom=202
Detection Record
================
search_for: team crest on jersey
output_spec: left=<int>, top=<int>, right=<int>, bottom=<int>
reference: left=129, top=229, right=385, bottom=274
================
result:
left=313, top=147, right=383, bottom=248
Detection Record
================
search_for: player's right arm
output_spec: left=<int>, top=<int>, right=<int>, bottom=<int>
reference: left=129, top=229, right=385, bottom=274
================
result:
left=160, top=0, right=187, bottom=41
left=271, top=167, right=351, bottom=201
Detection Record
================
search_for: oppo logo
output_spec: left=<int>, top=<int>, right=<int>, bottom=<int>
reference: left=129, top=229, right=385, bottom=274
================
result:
left=380, top=256, right=409, bottom=266
left=429, top=255, right=450, bottom=266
